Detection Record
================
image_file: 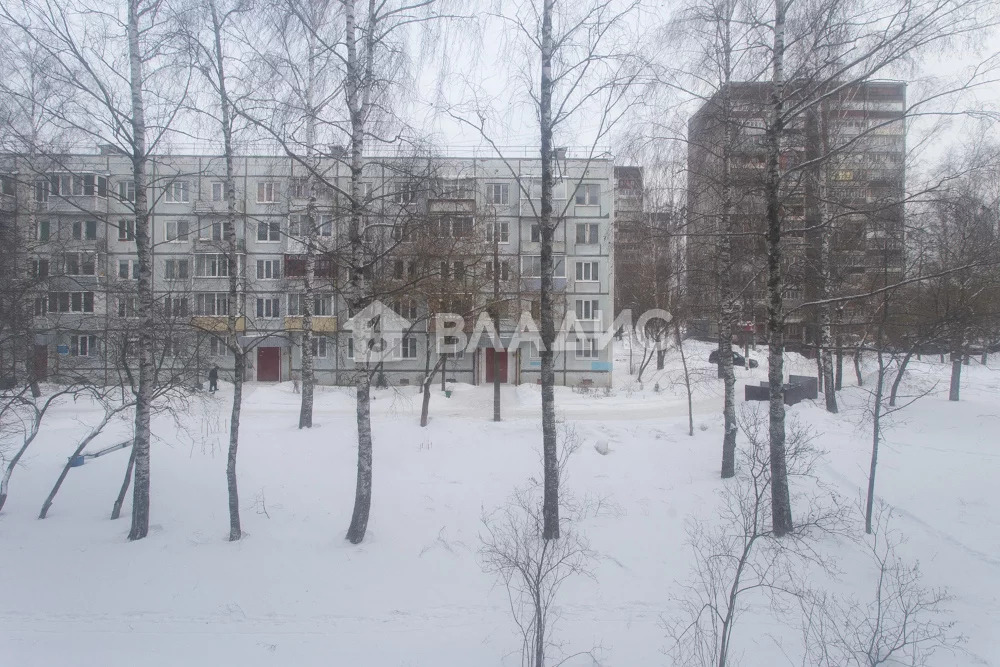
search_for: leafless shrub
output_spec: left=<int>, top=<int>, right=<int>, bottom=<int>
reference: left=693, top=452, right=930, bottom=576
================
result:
left=666, top=404, right=845, bottom=667
left=797, top=503, right=964, bottom=667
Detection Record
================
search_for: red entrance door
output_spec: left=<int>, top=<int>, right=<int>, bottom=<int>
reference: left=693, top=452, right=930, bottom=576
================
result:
left=256, top=347, right=280, bottom=382
left=485, top=349, right=508, bottom=383
left=33, top=345, right=48, bottom=381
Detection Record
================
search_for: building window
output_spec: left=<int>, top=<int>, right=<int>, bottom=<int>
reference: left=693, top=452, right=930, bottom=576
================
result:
left=164, top=181, right=190, bottom=203
left=196, top=293, right=229, bottom=316
left=165, top=219, right=190, bottom=242
left=257, top=181, right=279, bottom=203
left=34, top=179, right=49, bottom=202
left=395, top=182, right=418, bottom=204
left=575, top=223, right=598, bottom=244
left=575, top=337, right=598, bottom=359
left=487, top=183, right=509, bottom=205
left=34, top=297, right=48, bottom=316
left=63, top=253, right=96, bottom=276
left=486, top=259, right=510, bottom=281
left=117, top=297, right=138, bottom=318
left=310, top=336, right=329, bottom=358
left=257, top=220, right=281, bottom=242
left=521, top=255, right=565, bottom=278
left=256, top=297, right=280, bottom=318
left=1, top=175, right=15, bottom=197
left=164, top=296, right=189, bottom=318
left=289, top=178, right=308, bottom=199
left=287, top=294, right=331, bottom=316
left=36, top=220, right=50, bottom=241
left=165, top=258, right=189, bottom=280
left=31, top=258, right=49, bottom=278
left=71, top=335, right=98, bottom=357
left=486, top=221, right=509, bottom=244
left=392, top=297, right=418, bottom=321
left=47, top=292, right=94, bottom=313
left=118, top=219, right=135, bottom=241
left=575, top=261, right=599, bottom=282
left=211, top=182, right=225, bottom=201
left=163, top=337, right=183, bottom=357
left=118, top=180, right=135, bottom=203
left=198, top=220, right=228, bottom=241
left=118, top=259, right=139, bottom=279
left=71, top=219, right=98, bottom=240
left=195, top=254, right=230, bottom=277
left=431, top=216, right=473, bottom=238
left=209, top=337, right=233, bottom=357
left=575, top=299, right=600, bottom=321
left=401, top=335, right=417, bottom=358
left=575, top=183, right=600, bottom=206
left=256, top=259, right=281, bottom=279
left=530, top=224, right=541, bottom=242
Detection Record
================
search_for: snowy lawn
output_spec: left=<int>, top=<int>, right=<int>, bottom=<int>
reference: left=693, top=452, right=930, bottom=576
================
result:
left=1, top=341, right=998, bottom=666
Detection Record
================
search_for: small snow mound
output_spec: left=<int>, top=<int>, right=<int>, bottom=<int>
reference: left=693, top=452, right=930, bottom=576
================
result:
left=594, top=439, right=610, bottom=455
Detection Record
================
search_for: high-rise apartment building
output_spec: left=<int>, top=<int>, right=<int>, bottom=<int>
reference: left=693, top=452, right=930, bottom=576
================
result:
left=0, top=151, right=616, bottom=388
left=686, top=81, right=906, bottom=343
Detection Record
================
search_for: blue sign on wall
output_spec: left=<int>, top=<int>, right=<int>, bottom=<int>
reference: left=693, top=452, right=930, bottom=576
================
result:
left=57, top=345, right=69, bottom=355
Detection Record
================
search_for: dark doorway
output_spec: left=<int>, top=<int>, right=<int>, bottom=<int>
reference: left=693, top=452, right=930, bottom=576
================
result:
left=485, top=348, right=508, bottom=383
left=257, top=347, right=280, bottom=382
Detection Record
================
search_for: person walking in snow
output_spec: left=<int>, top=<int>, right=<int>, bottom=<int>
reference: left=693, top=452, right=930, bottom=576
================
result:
left=208, top=366, right=219, bottom=393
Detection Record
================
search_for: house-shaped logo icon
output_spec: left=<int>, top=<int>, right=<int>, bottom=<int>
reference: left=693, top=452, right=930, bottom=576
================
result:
left=342, top=300, right=413, bottom=364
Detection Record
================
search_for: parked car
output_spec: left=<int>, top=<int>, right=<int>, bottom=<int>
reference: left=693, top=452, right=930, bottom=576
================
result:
left=708, top=349, right=759, bottom=368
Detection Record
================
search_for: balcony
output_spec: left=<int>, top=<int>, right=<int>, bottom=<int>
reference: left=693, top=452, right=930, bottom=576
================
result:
left=40, top=195, right=110, bottom=214
left=284, top=316, right=337, bottom=333
left=194, top=200, right=244, bottom=214
left=190, top=315, right=246, bottom=333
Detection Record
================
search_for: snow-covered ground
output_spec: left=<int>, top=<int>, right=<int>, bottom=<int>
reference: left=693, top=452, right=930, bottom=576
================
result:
left=1, top=341, right=998, bottom=666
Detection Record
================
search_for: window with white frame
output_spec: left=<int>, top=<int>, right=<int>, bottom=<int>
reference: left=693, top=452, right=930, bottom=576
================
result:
left=393, top=259, right=418, bottom=279
left=395, top=182, right=418, bottom=204
left=209, top=337, right=233, bottom=357
left=163, top=337, right=183, bottom=357
left=530, top=223, right=541, bottom=242
left=401, top=335, right=417, bottom=358
left=47, top=291, right=94, bottom=313
left=575, top=261, right=599, bottom=282
left=196, top=254, right=229, bottom=277
left=256, top=259, right=281, bottom=279
left=34, top=296, right=48, bottom=316
left=117, top=296, right=138, bottom=318
left=310, top=336, right=329, bottom=358
left=442, top=335, right=465, bottom=359
left=257, top=220, right=281, bottom=242
left=118, top=180, right=136, bottom=203
left=165, top=258, right=189, bottom=280
left=486, top=220, right=510, bottom=244
left=73, top=220, right=98, bottom=240
left=287, top=293, right=332, bottom=316
left=165, top=181, right=190, bottom=203
left=164, top=296, right=189, bottom=318
left=165, top=219, right=190, bottom=242
left=211, top=181, right=225, bottom=201
left=289, top=178, right=308, bottom=199
left=31, top=258, right=49, bottom=278
left=575, top=337, right=598, bottom=359
left=575, top=299, right=600, bottom=321
left=63, top=252, right=96, bottom=276
left=195, top=293, right=229, bottom=316
left=118, top=219, right=135, bottom=241
left=487, top=259, right=510, bottom=281
left=118, top=259, right=139, bottom=279
left=71, top=334, right=98, bottom=357
left=392, top=297, right=418, bottom=321
left=257, top=181, right=279, bottom=203
left=199, top=220, right=229, bottom=241
left=575, top=183, right=600, bottom=206
left=575, top=222, right=599, bottom=244
left=36, top=220, right=50, bottom=241
left=487, top=183, right=510, bottom=205
left=521, top=255, right=565, bottom=278
left=256, top=296, right=280, bottom=318
left=431, top=216, right=473, bottom=238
